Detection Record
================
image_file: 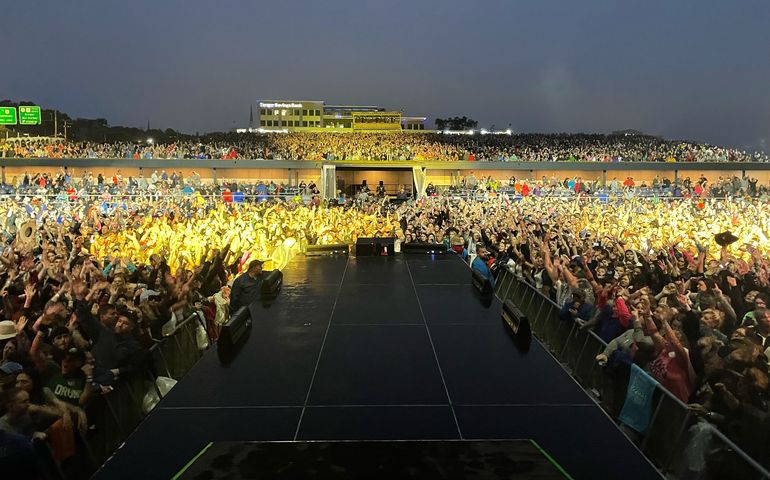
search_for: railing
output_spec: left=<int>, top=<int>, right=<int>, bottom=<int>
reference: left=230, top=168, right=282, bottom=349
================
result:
left=82, top=309, right=211, bottom=473
left=0, top=188, right=757, bottom=204
left=0, top=190, right=308, bottom=204
left=430, top=186, right=755, bottom=201
left=495, top=269, right=770, bottom=480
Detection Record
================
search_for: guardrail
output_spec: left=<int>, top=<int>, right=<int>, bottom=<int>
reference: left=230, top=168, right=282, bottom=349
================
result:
left=495, top=269, right=770, bottom=480
left=0, top=191, right=309, bottom=204
left=0, top=189, right=758, bottom=204
left=82, top=309, right=211, bottom=473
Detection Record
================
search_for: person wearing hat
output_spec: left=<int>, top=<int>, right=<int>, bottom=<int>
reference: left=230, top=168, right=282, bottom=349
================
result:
left=1, top=320, right=21, bottom=370
left=42, top=348, right=93, bottom=407
left=0, top=320, right=16, bottom=346
left=30, top=325, right=72, bottom=364
left=229, top=259, right=265, bottom=312
left=0, top=320, right=17, bottom=343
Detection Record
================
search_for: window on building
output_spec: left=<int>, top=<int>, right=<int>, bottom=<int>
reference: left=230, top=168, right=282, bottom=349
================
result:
left=260, top=109, right=266, bottom=115
left=260, top=120, right=266, bottom=126
left=315, top=109, right=321, bottom=116
left=302, top=109, right=308, bottom=116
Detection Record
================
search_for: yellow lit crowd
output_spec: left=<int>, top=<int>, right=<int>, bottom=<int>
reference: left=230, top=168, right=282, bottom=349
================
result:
left=69, top=196, right=770, bottom=276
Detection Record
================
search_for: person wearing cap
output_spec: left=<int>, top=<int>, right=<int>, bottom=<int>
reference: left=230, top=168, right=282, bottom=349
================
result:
left=1, top=361, right=24, bottom=376
left=42, top=348, right=93, bottom=407
left=30, top=325, right=72, bottom=365
left=73, top=295, right=145, bottom=388
left=229, top=259, right=265, bottom=312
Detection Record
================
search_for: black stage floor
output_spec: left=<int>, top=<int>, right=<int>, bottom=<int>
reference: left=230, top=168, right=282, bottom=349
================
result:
left=95, top=254, right=661, bottom=480
left=178, top=440, right=566, bottom=479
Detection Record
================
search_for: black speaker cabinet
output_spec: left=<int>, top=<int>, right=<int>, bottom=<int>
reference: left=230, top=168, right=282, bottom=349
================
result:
left=261, top=270, right=283, bottom=298
left=502, top=299, right=532, bottom=352
left=472, top=268, right=494, bottom=294
left=356, top=237, right=395, bottom=256
left=218, top=306, right=252, bottom=362
left=306, top=244, right=349, bottom=256
left=402, top=243, right=448, bottom=254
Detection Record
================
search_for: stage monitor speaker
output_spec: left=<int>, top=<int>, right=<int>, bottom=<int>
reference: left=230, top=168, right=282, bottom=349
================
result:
left=502, top=299, right=531, bottom=352
left=306, top=244, right=349, bottom=256
left=218, top=306, right=252, bottom=362
left=261, top=270, right=283, bottom=298
left=402, top=243, right=448, bottom=255
left=355, top=237, right=395, bottom=256
left=471, top=268, right=494, bottom=294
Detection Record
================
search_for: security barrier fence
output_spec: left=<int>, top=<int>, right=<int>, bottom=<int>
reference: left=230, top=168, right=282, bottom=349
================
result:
left=495, top=269, right=770, bottom=480
left=80, top=310, right=211, bottom=475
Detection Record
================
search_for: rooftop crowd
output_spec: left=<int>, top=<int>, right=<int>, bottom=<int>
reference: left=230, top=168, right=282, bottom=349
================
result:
left=2, top=131, right=768, bottom=162
left=0, top=168, right=769, bottom=476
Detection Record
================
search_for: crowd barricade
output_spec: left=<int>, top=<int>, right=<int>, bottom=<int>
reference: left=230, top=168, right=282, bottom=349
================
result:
left=0, top=191, right=302, bottom=204
left=82, top=309, right=211, bottom=472
left=495, top=269, right=770, bottom=479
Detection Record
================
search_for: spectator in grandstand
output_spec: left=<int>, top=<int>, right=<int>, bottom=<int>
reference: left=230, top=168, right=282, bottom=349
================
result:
left=3, top=131, right=768, bottom=163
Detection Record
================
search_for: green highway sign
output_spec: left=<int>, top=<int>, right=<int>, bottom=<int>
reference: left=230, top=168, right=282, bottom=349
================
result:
left=18, top=105, right=41, bottom=125
left=0, top=107, right=17, bottom=125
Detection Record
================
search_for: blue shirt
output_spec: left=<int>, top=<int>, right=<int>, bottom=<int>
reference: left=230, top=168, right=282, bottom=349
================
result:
left=472, top=256, right=496, bottom=288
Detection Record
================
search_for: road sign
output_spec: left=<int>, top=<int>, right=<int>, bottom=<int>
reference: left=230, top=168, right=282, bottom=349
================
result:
left=18, top=106, right=41, bottom=125
left=0, top=107, right=17, bottom=125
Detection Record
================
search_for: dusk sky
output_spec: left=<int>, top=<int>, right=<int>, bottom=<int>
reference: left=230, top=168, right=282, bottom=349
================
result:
left=4, top=1, right=769, bottom=151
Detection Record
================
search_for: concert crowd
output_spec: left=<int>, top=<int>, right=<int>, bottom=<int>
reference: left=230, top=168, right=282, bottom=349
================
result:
left=0, top=171, right=769, bottom=477
left=2, top=132, right=768, bottom=162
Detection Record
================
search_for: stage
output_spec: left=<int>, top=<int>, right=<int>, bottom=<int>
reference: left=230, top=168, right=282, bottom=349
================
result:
left=94, top=254, right=661, bottom=479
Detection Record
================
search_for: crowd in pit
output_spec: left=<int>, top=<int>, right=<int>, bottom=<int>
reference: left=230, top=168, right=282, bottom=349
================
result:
left=399, top=196, right=770, bottom=468
left=2, top=131, right=768, bottom=162
left=0, top=178, right=769, bottom=474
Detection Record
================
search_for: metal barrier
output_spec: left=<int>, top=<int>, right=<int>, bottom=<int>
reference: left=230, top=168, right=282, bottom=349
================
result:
left=496, top=269, right=770, bottom=479
left=83, top=310, right=211, bottom=472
